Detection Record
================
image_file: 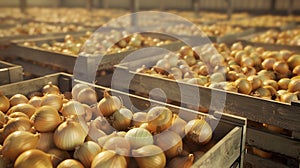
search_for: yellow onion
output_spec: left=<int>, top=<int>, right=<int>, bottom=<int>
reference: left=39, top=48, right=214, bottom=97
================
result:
left=7, top=103, right=36, bottom=118
left=2, top=131, right=40, bottom=161
left=8, top=112, right=29, bottom=119
left=0, top=111, right=7, bottom=128
left=28, top=96, right=43, bottom=108
left=278, top=78, right=291, bottom=90
left=185, top=118, right=212, bottom=145
left=293, top=65, right=300, bottom=75
left=97, top=90, right=121, bottom=117
left=103, top=136, right=131, bottom=156
left=31, top=106, right=62, bottom=132
left=86, top=122, right=107, bottom=142
left=54, top=119, right=87, bottom=150
left=280, top=93, right=298, bottom=103
left=288, top=79, right=300, bottom=93
left=97, top=132, right=119, bottom=147
left=262, top=58, right=276, bottom=70
left=74, top=141, right=102, bottom=168
left=2, top=117, right=33, bottom=140
left=0, top=92, right=10, bottom=112
left=72, top=84, right=90, bottom=100
left=231, top=42, right=243, bottom=51
left=132, top=145, right=166, bottom=168
left=9, top=94, right=28, bottom=107
left=110, top=107, right=133, bottom=131
left=167, top=154, right=194, bottom=168
left=57, top=159, right=84, bottom=168
left=36, top=132, right=55, bottom=152
left=263, top=80, right=279, bottom=91
left=132, top=112, right=148, bottom=127
left=91, top=150, right=127, bottom=168
left=41, top=94, right=63, bottom=111
left=125, top=127, right=153, bottom=149
left=155, top=130, right=183, bottom=159
left=169, top=114, right=187, bottom=138
left=61, top=100, right=85, bottom=117
left=42, top=82, right=60, bottom=95
left=82, top=104, right=94, bottom=121
left=48, top=148, right=71, bottom=166
left=235, top=78, right=252, bottom=95
left=15, top=149, right=54, bottom=168
left=273, top=61, right=289, bottom=74
left=253, top=87, right=271, bottom=98
left=147, top=106, right=172, bottom=133
left=77, top=87, right=97, bottom=106
left=91, top=116, right=114, bottom=134
left=287, top=55, right=300, bottom=70
left=28, top=91, right=43, bottom=99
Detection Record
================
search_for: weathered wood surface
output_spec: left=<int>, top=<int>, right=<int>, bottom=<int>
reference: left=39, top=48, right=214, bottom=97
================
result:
left=0, top=60, right=23, bottom=85
left=244, top=153, right=293, bottom=168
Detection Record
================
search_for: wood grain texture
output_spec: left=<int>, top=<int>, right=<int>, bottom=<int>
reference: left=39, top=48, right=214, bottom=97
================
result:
left=0, top=60, right=23, bottom=85
left=244, top=153, right=291, bottom=168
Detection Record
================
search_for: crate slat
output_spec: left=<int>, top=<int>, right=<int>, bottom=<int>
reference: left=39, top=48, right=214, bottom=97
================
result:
left=0, top=60, right=23, bottom=85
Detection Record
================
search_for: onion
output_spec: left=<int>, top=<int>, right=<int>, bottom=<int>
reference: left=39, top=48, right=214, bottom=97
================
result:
left=167, top=154, right=194, bottom=168
left=155, top=130, right=183, bottom=159
left=154, top=59, right=171, bottom=73
left=179, top=46, right=193, bottom=57
left=97, top=90, right=121, bottom=117
left=74, top=141, right=102, bottom=168
left=9, top=94, right=28, bottom=107
left=54, top=119, right=88, bottom=150
left=288, top=79, right=300, bottom=93
left=0, top=111, right=7, bottom=128
left=57, top=159, right=84, bottom=168
left=132, top=112, right=148, bottom=127
left=77, top=87, right=97, bottom=106
left=31, top=106, right=62, bottom=132
left=47, top=148, right=71, bottom=166
left=132, top=145, right=166, bottom=168
left=280, top=93, right=298, bottom=103
left=8, top=112, right=29, bottom=119
left=147, top=106, right=173, bottom=133
left=125, top=127, right=153, bottom=149
left=36, top=132, right=55, bottom=152
left=241, top=57, right=254, bottom=67
left=247, top=75, right=262, bottom=90
left=253, top=87, right=271, bottom=98
left=0, top=92, right=10, bottom=112
left=235, top=78, right=252, bottom=95
left=262, top=58, right=276, bottom=70
left=41, top=94, right=63, bottom=111
left=14, top=149, right=54, bottom=168
left=287, top=55, right=300, bottom=70
left=184, top=55, right=196, bottom=66
left=42, top=82, right=60, bottom=95
left=210, top=72, right=226, bottom=84
left=28, top=96, right=43, bottom=108
left=91, top=116, right=114, bottom=135
left=61, top=100, right=85, bottom=117
left=109, top=107, right=133, bottom=131
left=72, top=83, right=90, bottom=100
left=7, top=103, right=36, bottom=118
left=103, top=136, right=131, bottom=156
left=2, top=131, right=40, bottom=161
left=263, top=80, right=279, bottom=90
left=91, top=150, right=127, bottom=168
left=2, top=117, right=33, bottom=141
left=185, top=118, right=212, bottom=145
left=169, top=114, right=187, bottom=138
left=293, top=65, right=300, bottom=75
left=273, top=61, right=289, bottom=74
left=164, top=54, right=179, bottom=67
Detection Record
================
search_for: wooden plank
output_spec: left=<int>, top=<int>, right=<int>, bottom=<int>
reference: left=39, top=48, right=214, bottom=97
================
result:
left=244, top=153, right=291, bottom=168
left=0, top=61, right=23, bottom=85
left=246, top=128, right=300, bottom=159
left=193, top=127, right=242, bottom=168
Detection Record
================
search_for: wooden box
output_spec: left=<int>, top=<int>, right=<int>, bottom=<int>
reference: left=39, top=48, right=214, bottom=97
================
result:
left=0, top=60, right=23, bottom=85
left=0, top=73, right=246, bottom=168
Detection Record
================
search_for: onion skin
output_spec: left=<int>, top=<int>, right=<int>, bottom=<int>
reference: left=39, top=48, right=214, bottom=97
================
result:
left=74, top=141, right=102, bottom=168
left=36, top=132, right=55, bottom=152
left=42, top=82, right=60, bottom=95
left=288, top=79, right=300, bottom=93
left=0, top=92, right=10, bottom=112
left=54, top=119, right=88, bottom=150
left=77, top=87, right=97, bottom=106
left=155, top=130, right=183, bottom=159
left=2, top=117, right=33, bottom=140
left=125, top=128, right=153, bottom=149
left=103, top=136, right=131, bottom=156
left=28, top=96, right=43, bottom=108
left=9, top=94, right=28, bottom=107
left=132, top=145, right=166, bottom=168
left=14, top=149, right=53, bottom=168
left=167, top=154, right=194, bottom=168
left=235, top=78, right=252, bottom=95
left=185, top=119, right=212, bottom=145
left=2, top=131, right=40, bottom=161
left=31, top=106, right=62, bottom=132
left=147, top=106, right=173, bottom=133
left=61, top=100, right=85, bottom=117
left=97, top=90, right=121, bottom=117
left=7, top=103, right=36, bottom=118
left=41, top=94, right=63, bottom=111
left=57, top=159, right=84, bottom=168
left=110, top=107, right=133, bottom=131
left=91, top=150, right=127, bottom=168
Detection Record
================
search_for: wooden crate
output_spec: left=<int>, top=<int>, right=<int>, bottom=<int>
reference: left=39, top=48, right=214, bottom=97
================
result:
left=114, top=53, right=300, bottom=167
left=0, top=72, right=246, bottom=168
left=0, top=60, right=23, bottom=85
